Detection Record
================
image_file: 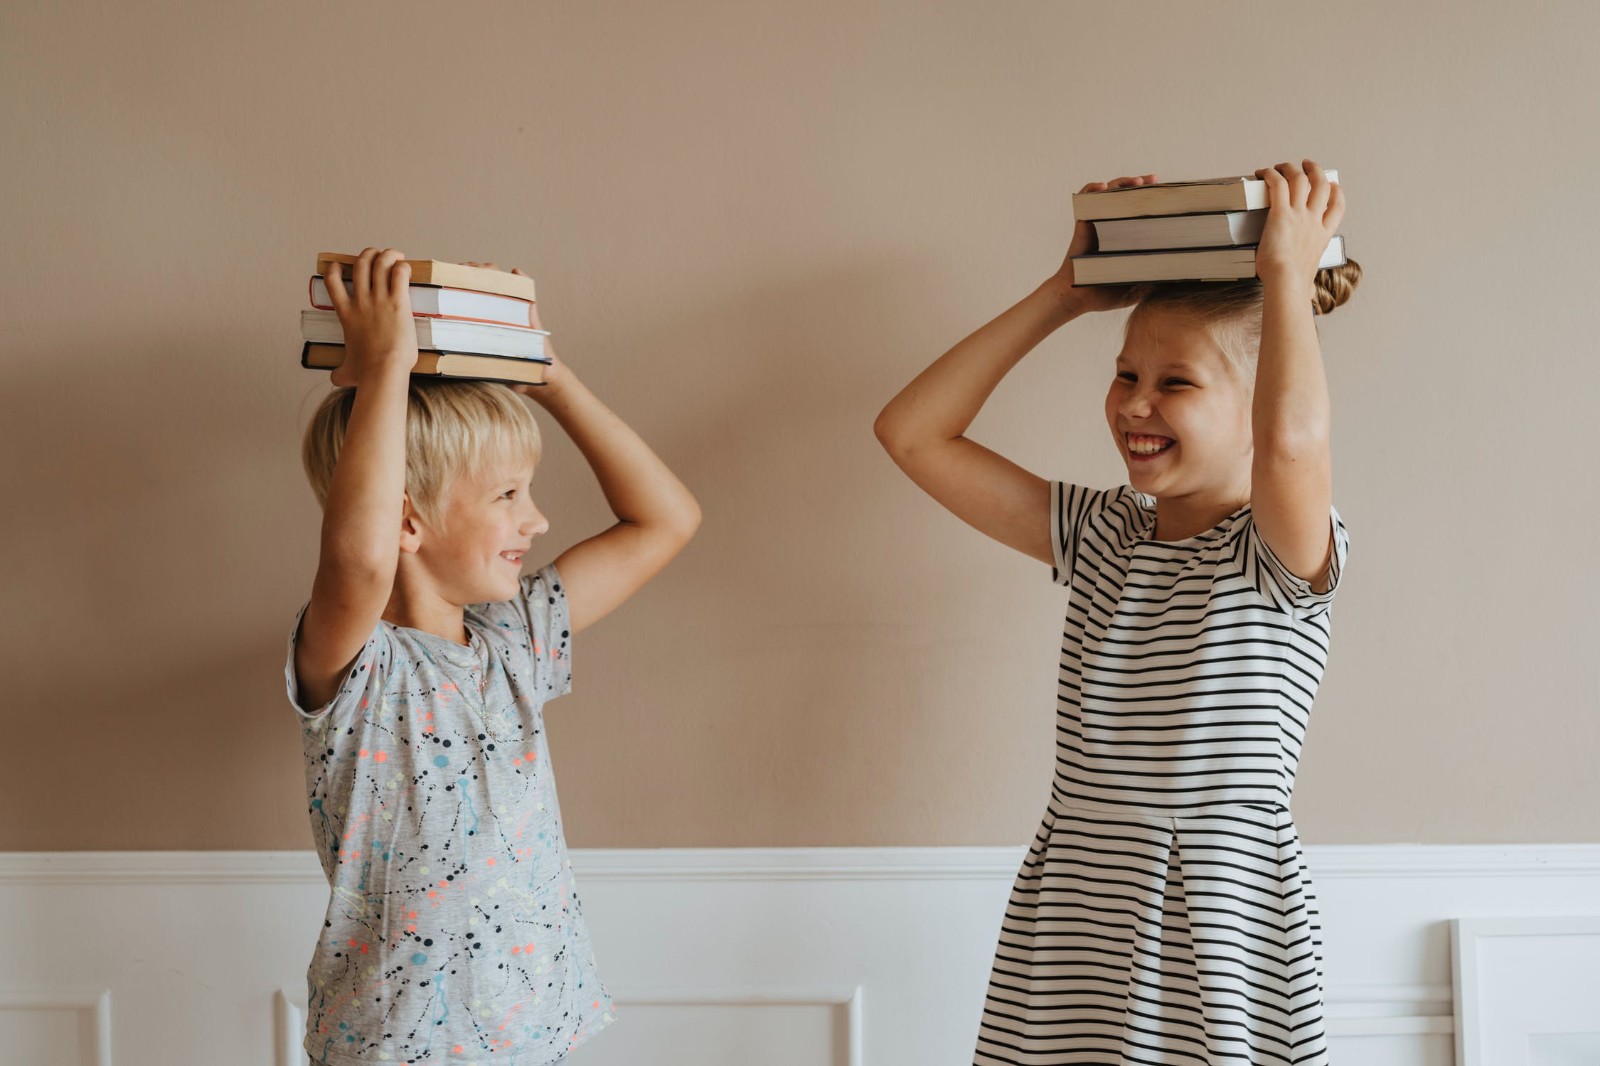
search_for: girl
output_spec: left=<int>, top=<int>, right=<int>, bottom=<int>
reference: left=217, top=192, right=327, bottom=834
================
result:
left=875, top=162, right=1359, bottom=1065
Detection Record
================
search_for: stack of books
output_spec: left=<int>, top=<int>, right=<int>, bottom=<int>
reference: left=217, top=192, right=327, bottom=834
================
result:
left=1069, top=172, right=1347, bottom=286
left=300, top=253, right=552, bottom=386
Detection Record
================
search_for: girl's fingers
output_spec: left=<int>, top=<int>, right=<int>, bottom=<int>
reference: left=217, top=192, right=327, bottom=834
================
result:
left=1304, top=159, right=1332, bottom=214
left=391, top=258, right=412, bottom=292
left=1274, top=162, right=1307, bottom=206
left=1323, top=182, right=1346, bottom=231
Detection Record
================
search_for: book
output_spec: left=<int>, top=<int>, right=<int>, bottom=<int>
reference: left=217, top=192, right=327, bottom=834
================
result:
left=300, top=309, right=549, bottom=360
left=1092, top=210, right=1267, bottom=253
left=302, top=343, right=550, bottom=386
left=310, top=276, right=536, bottom=328
left=1072, top=170, right=1339, bottom=222
left=1072, top=235, right=1347, bottom=286
left=315, top=253, right=537, bottom=302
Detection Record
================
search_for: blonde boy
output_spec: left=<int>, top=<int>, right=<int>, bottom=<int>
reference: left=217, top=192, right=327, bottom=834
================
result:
left=289, top=248, right=699, bottom=1065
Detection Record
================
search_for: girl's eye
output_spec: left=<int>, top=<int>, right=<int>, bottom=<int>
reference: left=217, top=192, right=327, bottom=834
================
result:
left=1163, top=378, right=1192, bottom=389
left=1116, top=371, right=1137, bottom=383
left=500, top=489, right=517, bottom=500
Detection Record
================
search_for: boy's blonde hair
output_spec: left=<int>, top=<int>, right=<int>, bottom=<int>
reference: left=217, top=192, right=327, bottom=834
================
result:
left=1124, top=260, right=1364, bottom=382
left=303, top=381, right=542, bottom=528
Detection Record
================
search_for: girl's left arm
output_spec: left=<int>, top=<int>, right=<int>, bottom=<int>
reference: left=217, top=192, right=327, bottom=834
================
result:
left=1249, top=160, right=1345, bottom=591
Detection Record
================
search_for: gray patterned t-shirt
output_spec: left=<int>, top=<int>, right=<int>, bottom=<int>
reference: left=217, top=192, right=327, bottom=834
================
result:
left=286, top=564, right=614, bottom=1066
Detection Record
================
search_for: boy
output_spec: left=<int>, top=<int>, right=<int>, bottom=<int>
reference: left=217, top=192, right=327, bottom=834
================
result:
left=289, top=247, right=699, bottom=1065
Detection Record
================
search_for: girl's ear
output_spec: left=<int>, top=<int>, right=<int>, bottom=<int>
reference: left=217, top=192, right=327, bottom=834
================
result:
left=398, top=493, right=425, bottom=555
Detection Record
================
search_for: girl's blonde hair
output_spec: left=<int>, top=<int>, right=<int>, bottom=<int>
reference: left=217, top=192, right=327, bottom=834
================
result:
left=1124, top=260, right=1363, bottom=380
left=302, top=381, right=542, bottom=528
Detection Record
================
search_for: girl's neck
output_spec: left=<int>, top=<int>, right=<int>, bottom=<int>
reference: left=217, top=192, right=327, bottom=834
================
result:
left=1152, top=491, right=1249, bottom=543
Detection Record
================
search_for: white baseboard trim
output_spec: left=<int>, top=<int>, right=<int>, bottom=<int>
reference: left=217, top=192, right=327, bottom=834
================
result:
left=5, top=846, right=1596, bottom=1066
left=2, top=843, right=1598, bottom=884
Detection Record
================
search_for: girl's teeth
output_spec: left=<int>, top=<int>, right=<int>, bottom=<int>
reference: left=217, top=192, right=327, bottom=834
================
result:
left=1127, top=436, right=1173, bottom=455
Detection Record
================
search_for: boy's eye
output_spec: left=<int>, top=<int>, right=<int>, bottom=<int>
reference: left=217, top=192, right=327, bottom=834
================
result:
left=1163, top=378, right=1192, bottom=389
left=1116, top=371, right=1137, bottom=383
left=500, top=489, right=517, bottom=500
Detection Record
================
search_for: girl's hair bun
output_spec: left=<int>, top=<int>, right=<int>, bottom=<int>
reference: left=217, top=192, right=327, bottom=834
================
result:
left=1311, top=259, right=1362, bottom=316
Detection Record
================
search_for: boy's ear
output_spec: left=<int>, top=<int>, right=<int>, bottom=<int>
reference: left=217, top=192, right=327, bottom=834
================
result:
left=398, top=493, right=424, bottom=555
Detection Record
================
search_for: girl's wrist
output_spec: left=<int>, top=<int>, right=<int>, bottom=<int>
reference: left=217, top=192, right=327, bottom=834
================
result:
left=1036, top=275, right=1088, bottom=324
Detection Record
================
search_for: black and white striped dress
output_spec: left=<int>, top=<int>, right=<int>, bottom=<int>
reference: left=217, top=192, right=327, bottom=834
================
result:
left=974, top=482, right=1349, bottom=1066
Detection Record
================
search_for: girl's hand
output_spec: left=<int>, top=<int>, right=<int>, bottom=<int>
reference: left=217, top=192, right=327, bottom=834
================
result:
left=1047, top=174, right=1157, bottom=314
left=1253, top=160, right=1345, bottom=289
left=461, top=260, right=569, bottom=402
left=322, top=247, right=417, bottom=388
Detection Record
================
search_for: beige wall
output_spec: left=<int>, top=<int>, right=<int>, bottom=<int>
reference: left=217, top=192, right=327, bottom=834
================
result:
left=2, top=0, right=1596, bottom=850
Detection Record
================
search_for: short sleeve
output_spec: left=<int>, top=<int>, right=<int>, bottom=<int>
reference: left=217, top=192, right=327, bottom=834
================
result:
left=519, top=563, right=573, bottom=701
left=1050, top=481, right=1116, bottom=587
left=1233, top=505, right=1350, bottom=620
left=284, top=605, right=390, bottom=724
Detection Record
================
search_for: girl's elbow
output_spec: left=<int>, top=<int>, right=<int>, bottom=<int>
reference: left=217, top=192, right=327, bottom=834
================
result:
left=1255, top=423, right=1330, bottom=465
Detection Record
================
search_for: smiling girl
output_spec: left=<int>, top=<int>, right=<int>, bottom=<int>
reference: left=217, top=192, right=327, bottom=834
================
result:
left=875, top=162, right=1360, bottom=1065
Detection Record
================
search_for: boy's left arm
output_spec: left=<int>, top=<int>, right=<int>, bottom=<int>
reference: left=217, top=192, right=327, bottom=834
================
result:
left=1249, top=159, right=1344, bottom=591
left=519, top=357, right=701, bottom=632
left=459, top=271, right=695, bottom=632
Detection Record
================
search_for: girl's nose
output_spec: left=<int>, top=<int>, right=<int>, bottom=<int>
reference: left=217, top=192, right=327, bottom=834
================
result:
left=522, top=504, right=549, bottom=537
left=1119, top=388, right=1154, bottom=419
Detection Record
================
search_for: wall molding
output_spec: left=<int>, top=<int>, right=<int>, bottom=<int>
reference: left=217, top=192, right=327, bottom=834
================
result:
left=2, top=843, right=1599, bottom=885
left=275, top=986, right=865, bottom=1066
left=0, top=987, right=113, bottom=1066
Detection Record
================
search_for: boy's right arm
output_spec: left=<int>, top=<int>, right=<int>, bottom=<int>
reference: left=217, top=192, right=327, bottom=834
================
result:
left=871, top=176, right=1155, bottom=564
left=294, top=247, right=418, bottom=711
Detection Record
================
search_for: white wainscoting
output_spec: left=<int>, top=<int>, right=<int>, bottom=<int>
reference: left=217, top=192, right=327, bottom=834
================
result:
left=2, top=846, right=1598, bottom=1066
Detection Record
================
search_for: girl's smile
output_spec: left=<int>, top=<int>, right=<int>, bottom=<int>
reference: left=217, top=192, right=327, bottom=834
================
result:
left=1105, top=309, right=1253, bottom=537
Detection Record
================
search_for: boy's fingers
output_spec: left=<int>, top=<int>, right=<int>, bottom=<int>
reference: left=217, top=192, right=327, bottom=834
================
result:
left=352, top=247, right=377, bottom=301
left=392, top=258, right=412, bottom=294
left=373, top=248, right=403, bottom=299
left=323, top=263, right=349, bottom=311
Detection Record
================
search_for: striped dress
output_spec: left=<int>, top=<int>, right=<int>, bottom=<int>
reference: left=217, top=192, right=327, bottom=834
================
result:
left=974, top=483, right=1349, bottom=1066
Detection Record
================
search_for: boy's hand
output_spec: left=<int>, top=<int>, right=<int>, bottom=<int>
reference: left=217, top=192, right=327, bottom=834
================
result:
left=460, top=260, right=568, bottom=400
left=1253, top=160, right=1344, bottom=290
left=1046, top=174, right=1158, bottom=315
left=322, top=247, right=418, bottom=388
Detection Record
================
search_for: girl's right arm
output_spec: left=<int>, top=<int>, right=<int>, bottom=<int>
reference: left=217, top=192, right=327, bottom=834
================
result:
left=872, top=175, right=1155, bottom=564
left=295, top=247, right=418, bottom=711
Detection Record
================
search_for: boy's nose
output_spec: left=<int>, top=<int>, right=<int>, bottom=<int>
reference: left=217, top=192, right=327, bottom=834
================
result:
left=523, top=507, right=549, bottom=537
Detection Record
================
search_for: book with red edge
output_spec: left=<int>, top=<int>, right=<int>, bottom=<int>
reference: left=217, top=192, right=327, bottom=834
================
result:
left=300, top=310, right=549, bottom=360
left=315, top=254, right=536, bottom=301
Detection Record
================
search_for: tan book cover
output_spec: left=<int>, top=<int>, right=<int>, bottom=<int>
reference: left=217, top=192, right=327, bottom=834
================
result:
left=315, top=253, right=536, bottom=302
left=301, top=343, right=549, bottom=386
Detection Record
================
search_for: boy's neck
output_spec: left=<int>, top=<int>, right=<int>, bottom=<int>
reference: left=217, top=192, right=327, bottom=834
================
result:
left=383, top=578, right=470, bottom=645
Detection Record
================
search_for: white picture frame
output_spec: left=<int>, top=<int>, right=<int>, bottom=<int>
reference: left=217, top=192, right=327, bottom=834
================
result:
left=1452, top=916, right=1600, bottom=1066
